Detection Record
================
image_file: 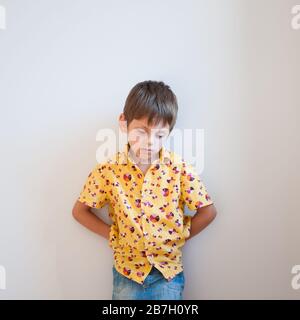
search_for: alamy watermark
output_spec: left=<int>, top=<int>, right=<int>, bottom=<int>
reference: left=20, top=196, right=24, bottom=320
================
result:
left=0, top=5, right=6, bottom=30
left=291, top=265, right=300, bottom=290
left=95, top=125, right=206, bottom=174
left=291, top=5, right=300, bottom=30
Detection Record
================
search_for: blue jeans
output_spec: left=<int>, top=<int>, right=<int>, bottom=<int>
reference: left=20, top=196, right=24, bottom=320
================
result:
left=112, top=265, right=185, bottom=300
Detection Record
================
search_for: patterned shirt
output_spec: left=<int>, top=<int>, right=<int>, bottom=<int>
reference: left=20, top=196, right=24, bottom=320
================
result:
left=77, top=142, right=214, bottom=284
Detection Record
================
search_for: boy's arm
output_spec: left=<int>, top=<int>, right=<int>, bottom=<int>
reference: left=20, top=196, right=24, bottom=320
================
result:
left=185, top=204, right=217, bottom=242
left=72, top=200, right=111, bottom=240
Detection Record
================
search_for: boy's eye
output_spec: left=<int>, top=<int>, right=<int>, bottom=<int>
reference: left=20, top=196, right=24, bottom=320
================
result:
left=137, top=129, right=147, bottom=134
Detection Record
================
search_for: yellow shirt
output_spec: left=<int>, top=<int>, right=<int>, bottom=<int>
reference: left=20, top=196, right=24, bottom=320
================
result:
left=77, top=142, right=214, bottom=285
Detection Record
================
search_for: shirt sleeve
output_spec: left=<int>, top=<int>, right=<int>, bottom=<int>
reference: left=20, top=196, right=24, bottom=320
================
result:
left=180, top=160, right=214, bottom=239
left=77, top=163, right=109, bottom=208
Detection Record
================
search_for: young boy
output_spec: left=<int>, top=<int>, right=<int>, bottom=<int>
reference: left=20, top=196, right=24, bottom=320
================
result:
left=72, top=80, right=217, bottom=300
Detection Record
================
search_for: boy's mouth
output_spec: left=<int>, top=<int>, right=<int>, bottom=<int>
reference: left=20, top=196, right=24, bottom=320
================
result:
left=141, top=148, right=153, bottom=152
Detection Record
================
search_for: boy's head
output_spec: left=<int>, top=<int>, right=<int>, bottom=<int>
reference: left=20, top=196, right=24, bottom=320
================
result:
left=119, top=80, right=178, bottom=162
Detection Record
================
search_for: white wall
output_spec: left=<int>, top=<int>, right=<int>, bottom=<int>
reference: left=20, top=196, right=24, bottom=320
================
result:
left=0, top=0, right=299, bottom=299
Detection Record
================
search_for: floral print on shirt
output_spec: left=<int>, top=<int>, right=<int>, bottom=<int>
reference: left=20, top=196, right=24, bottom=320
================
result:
left=77, top=143, right=214, bottom=285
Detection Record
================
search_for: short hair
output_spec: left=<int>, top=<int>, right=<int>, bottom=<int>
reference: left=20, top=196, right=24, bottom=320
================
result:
left=123, top=80, right=178, bottom=132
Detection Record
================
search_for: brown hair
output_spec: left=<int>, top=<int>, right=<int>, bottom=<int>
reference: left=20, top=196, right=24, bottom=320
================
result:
left=123, top=80, right=178, bottom=132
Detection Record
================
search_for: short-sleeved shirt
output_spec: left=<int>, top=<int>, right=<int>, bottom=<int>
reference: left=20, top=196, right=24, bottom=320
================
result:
left=77, top=142, right=214, bottom=285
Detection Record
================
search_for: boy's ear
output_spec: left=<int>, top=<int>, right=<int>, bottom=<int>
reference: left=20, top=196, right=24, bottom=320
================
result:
left=119, top=113, right=127, bottom=133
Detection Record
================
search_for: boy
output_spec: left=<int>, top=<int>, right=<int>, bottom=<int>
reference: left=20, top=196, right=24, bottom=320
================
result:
left=72, top=80, right=217, bottom=300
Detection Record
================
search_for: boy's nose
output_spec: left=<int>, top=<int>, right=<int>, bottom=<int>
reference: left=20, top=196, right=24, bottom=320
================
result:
left=147, top=134, right=156, bottom=147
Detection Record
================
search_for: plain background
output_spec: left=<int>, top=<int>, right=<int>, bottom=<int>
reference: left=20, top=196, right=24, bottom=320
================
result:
left=0, top=0, right=299, bottom=299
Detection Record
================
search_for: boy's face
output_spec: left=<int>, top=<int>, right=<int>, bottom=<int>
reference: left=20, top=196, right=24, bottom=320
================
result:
left=119, top=113, right=170, bottom=164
